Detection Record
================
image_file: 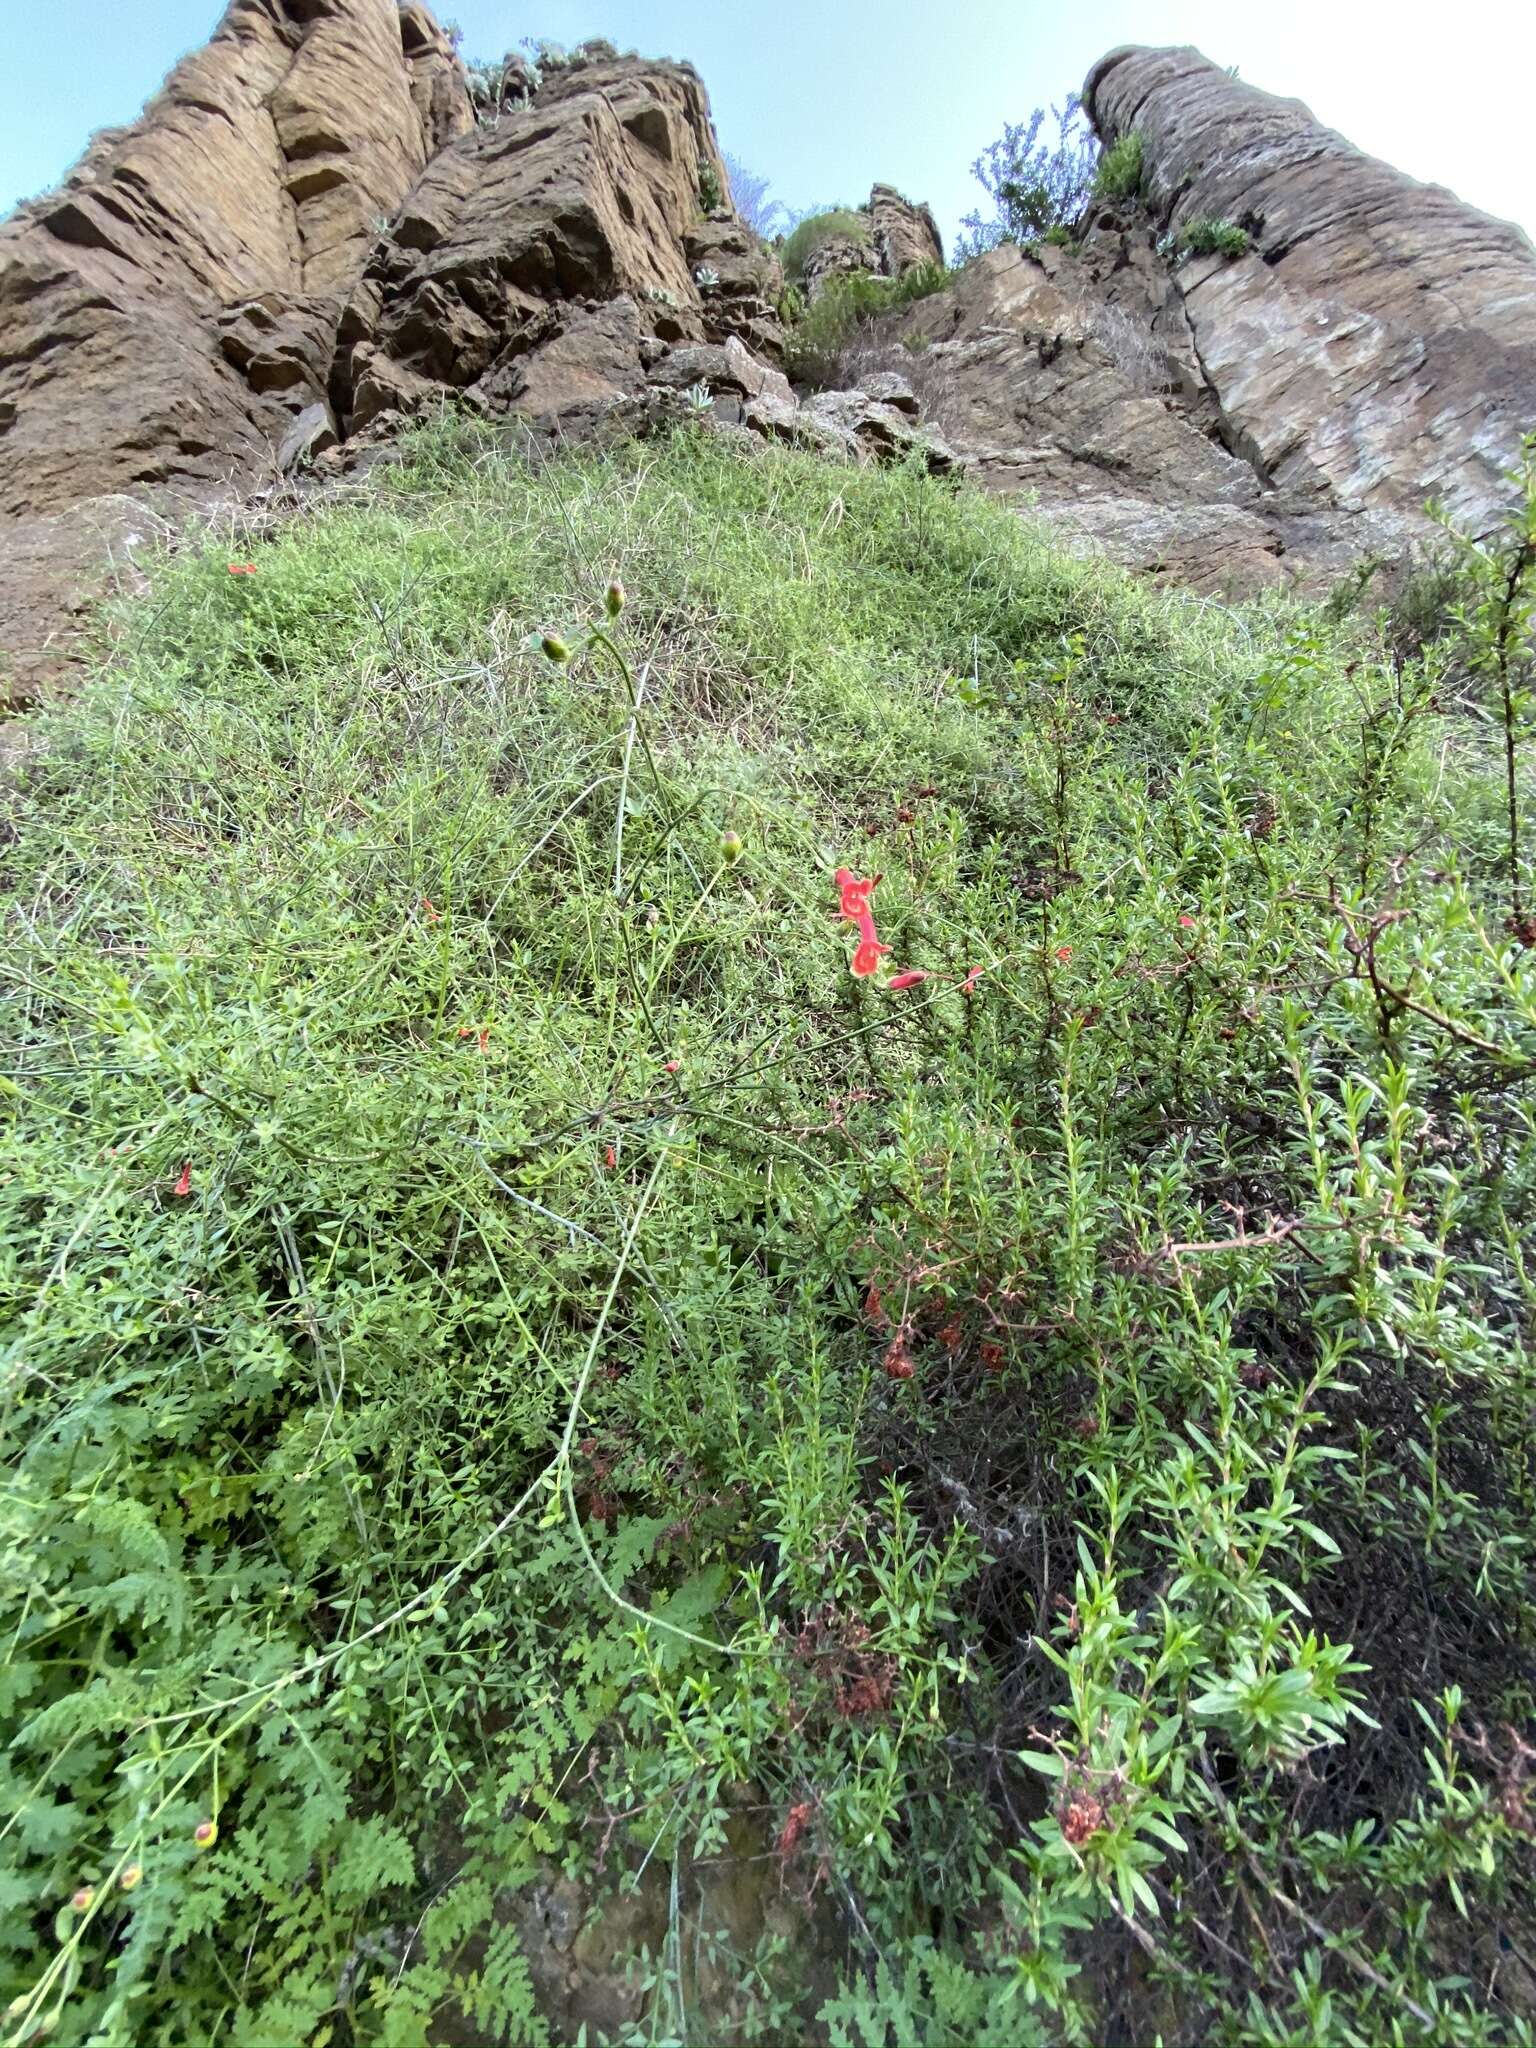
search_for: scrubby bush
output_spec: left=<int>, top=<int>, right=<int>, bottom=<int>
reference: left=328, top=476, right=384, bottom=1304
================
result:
left=1178, top=215, right=1252, bottom=258
left=956, top=96, right=1100, bottom=260
left=782, top=260, right=950, bottom=384
left=3, top=418, right=1536, bottom=2046
left=1092, top=128, right=1145, bottom=201
left=779, top=206, right=871, bottom=282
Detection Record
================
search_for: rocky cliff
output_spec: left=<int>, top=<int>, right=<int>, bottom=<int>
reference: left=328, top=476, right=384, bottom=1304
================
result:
left=2, top=14, right=1534, bottom=695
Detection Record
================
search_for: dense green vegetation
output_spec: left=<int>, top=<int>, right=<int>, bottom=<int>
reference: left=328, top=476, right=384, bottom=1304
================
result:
left=780, top=261, right=951, bottom=384
left=779, top=210, right=873, bottom=285
left=3, top=420, right=1536, bottom=2046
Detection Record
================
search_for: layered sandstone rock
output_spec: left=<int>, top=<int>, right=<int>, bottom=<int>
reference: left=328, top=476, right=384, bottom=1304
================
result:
left=1084, top=45, right=1536, bottom=537
left=876, top=48, right=1536, bottom=594
left=5, top=24, right=1535, bottom=691
left=0, top=0, right=469, bottom=519
left=332, top=52, right=743, bottom=431
left=0, top=0, right=472, bottom=696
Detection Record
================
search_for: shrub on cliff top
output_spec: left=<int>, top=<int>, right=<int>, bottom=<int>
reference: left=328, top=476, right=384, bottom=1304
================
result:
left=3, top=416, right=1535, bottom=2046
left=955, top=95, right=1100, bottom=260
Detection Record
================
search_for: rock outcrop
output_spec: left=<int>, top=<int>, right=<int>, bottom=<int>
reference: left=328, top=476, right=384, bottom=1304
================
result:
left=4, top=23, right=1535, bottom=695
left=0, top=0, right=472, bottom=700
left=884, top=47, right=1536, bottom=594
left=1085, top=46, right=1536, bottom=539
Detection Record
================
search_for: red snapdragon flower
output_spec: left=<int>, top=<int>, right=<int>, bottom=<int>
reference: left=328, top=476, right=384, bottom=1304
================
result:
left=171, top=1161, right=192, bottom=1198
left=226, top=563, right=257, bottom=576
left=1055, top=945, right=1072, bottom=963
left=960, top=964, right=986, bottom=996
left=604, top=1144, right=617, bottom=1170
left=1178, top=915, right=1195, bottom=929
left=834, top=868, right=879, bottom=922
left=886, top=970, right=927, bottom=991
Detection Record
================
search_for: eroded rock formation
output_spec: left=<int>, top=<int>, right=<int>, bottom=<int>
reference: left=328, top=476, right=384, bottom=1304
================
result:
left=884, top=46, right=1536, bottom=593
left=0, top=0, right=472, bottom=698
left=3, top=23, right=1534, bottom=696
left=1085, top=45, right=1536, bottom=537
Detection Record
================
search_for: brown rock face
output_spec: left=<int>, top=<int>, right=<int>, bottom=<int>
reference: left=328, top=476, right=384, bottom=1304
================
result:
left=0, top=0, right=472, bottom=696
left=869, top=185, right=943, bottom=276
left=0, top=0, right=469, bottom=518
left=1084, top=45, right=1536, bottom=536
left=333, top=53, right=743, bottom=430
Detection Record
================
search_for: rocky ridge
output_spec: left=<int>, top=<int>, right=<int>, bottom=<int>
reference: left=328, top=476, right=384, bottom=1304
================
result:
left=2, top=14, right=1534, bottom=696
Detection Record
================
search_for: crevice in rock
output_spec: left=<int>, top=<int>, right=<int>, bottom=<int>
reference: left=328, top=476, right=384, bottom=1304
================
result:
left=1165, top=263, right=1276, bottom=492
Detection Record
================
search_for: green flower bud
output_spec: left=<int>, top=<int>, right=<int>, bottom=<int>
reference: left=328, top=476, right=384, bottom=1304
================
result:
left=540, top=633, right=572, bottom=664
left=604, top=580, right=625, bottom=618
left=719, top=829, right=744, bottom=865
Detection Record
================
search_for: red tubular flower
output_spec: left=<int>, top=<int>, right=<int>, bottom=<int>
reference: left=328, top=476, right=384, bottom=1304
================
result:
left=834, top=868, right=878, bottom=922
left=960, top=964, right=986, bottom=996
left=225, top=563, right=257, bottom=576
left=476, top=1027, right=490, bottom=1053
left=1055, top=945, right=1072, bottom=963
left=171, top=1162, right=192, bottom=1199
left=850, top=936, right=891, bottom=977
left=1178, top=915, right=1196, bottom=929
left=886, top=970, right=927, bottom=991
left=422, top=897, right=441, bottom=924
left=604, top=1144, right=617, bottom=1170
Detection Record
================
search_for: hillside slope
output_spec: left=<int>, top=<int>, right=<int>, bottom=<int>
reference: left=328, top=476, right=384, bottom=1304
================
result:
left=3, top=418, right=1536, bottom=2044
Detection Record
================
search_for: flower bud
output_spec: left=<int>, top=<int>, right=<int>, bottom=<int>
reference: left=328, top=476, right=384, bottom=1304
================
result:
left=193, top=1819, right=218, bottom=1850
left=120, top=1864, right=144, bottom=1893
left=719, top=829, right=743, bottom=865
left=70, top=1886, right=95, bottom=1913
left=604, top=580, right=625, bottom=618
left=540, top=633, right=571, bottom=664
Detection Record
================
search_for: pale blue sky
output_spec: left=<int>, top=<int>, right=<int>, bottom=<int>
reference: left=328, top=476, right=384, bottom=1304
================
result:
left=4, top=0, right=1534, bottom=246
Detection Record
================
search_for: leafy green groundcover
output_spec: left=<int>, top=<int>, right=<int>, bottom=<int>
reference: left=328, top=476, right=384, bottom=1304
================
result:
left=3, top=419, right=1535, bottom=2046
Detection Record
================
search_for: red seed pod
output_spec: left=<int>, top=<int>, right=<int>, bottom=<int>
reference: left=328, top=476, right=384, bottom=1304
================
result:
left=882, top=1339, right=915, bottom=1381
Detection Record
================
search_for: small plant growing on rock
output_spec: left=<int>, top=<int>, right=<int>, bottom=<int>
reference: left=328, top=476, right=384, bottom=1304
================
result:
left=1092, top=130, right=1144, bottom=201
left=779, top=208, right=872, bottom=283
left=1177, top=216, right=1251, bottom=258
left=693, top=265, right=721, bottom=290
left=697, top=161, right=724, bottom=213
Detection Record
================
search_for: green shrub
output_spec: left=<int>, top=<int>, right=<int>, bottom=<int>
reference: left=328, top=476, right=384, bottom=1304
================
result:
left=4, top=417, right=1536, bottom=2045
left=1092, top=129, right=1144, bottom=200
left=779, top=206, right=871, bottom=282
left=956, top=97, right=1098, bottom=260
left=1178, top=214, right=1252, bottom=258
left=1041, top=222, right=1075, bottom=249
left=781, top=260, right=950, bottom=384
